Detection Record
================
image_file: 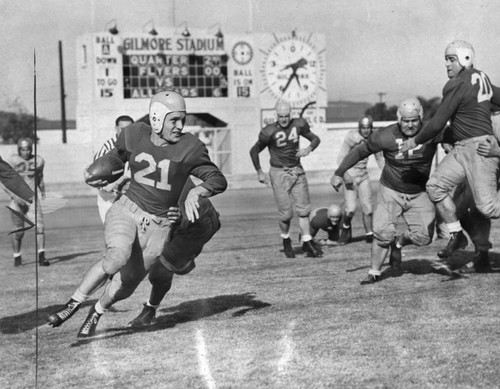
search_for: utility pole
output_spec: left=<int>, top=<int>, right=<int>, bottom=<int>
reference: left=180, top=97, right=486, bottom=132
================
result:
left=59, top=40, right=67, bottom=144
left=378, top=92, right=386, bottom=104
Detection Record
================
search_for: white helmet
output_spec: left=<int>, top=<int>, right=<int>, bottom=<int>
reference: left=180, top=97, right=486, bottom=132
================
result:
left=445, top=40, right=474, bottom=69
left=275, top=100, right=292, bottom=116
left=397, top=97, right=423, bottom=123
left=327, top=204, right=342, bottom=218
left=149, top=90, right=186, bottom=133
left=17, top=138, right=33, bottom=154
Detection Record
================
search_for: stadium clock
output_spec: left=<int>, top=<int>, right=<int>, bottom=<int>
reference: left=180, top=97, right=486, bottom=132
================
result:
left=231, top=41, right=253, bottom=65
left=260, top=33, right=326, bottom=106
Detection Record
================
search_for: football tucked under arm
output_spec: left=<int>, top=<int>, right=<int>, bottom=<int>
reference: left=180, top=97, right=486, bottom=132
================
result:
left=84, top=154, right=125, bottom=188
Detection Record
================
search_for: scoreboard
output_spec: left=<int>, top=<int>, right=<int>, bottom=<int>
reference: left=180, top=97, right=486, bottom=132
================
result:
left=122, top=53, right=228, bottom=98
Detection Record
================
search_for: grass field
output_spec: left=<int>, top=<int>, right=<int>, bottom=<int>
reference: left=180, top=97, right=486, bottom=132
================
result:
left=1, top=183, right=500, bottom=388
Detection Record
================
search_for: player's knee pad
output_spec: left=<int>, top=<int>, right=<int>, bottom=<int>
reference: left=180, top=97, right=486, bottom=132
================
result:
left=426, top=180, right=446, bottom=203
left=101, top=247, right=131, bottom=275
left=279, top=207, right=294, bottom=222
left=296, top=205, right=311, bottom=218
left=373, top=231, right=392, bottom=248
left=13, top=231, right=24, bottom=240
left=159, top=255, right=196, bottom=275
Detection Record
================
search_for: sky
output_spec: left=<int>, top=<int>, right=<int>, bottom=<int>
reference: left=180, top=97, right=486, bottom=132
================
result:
left=1, top=0, right=499, bottom=120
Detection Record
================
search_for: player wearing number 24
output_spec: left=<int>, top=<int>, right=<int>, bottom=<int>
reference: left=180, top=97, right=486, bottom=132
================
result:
left=47, top=90, right=227, bottom=337
left=249, top=101, right=322, bottom=259
left=400, top=40, right=500, bottom=259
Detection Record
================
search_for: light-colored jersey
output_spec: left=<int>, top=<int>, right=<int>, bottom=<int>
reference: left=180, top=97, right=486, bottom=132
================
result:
left=337, top=130, right=383, bottom=182
left=7, top=154, right=44, bottom=191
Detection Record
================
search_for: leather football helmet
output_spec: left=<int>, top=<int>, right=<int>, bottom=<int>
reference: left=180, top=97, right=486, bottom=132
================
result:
left=445, top=40, right=474, bottom=69
left=397, top=97, right=423, bottom=123
left=149, top=91, right=186, bottom=134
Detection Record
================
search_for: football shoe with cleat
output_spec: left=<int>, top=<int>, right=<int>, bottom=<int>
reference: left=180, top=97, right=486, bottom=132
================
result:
left=128, top=304, right=157, bottom=328
left=283, top=238, right=295, bottom=258
left=47, top=299, right=81, bottom=327
left=302, top=240, right=322, bottom=258
left=360, top=274, right=379, bottom=285
left=437, top=230, right=468, bottom=258
left=77, top=305, right=102, bottom=338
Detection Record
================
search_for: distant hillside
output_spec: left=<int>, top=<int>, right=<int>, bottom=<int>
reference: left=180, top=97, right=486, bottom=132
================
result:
left=326, top=101, right=371, bottom=123
left=38, top=118, right=76, bottom=130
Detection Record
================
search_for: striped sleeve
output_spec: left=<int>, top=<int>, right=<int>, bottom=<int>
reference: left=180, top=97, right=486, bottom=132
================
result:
left=93, top=136, right=117, bottom=161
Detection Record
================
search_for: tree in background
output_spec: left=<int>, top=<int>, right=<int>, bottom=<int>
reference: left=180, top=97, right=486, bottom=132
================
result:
left=0, top=111, right=35, bottom=144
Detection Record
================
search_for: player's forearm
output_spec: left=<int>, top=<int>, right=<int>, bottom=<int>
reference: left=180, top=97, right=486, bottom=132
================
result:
left=334, top=143, right=370, bottom=177
left=307, top=134, right=320, bottom=151
left=249, top=144, right=262, bottom=171
left=0, top=159, right=34, bottom=202
left=197, top=169, right=228, bottom=197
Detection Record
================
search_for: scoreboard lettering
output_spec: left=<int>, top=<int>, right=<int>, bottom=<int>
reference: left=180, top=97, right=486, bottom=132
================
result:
left=123, top=53, right=228, bottom=98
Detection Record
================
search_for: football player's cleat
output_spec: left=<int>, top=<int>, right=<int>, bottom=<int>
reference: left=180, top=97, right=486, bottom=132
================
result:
left=360, top=274, right=379, bottom=285
left=338, top=226, right=352, bottom=245
left=458, top=251, right=492, bottom=274
left=47, top=299, right=81, bottom=327
left=38, top=251, right=50, bottom=267
left=14, top=256, right=22, bottom=267
left=302, top=240, right=322, bottom=258
left=283, top=238, right=295, bottom=258
left=85, top=154, right=125, bottom=188
left=77, top=305, right=102, bottom=338
left=389, top=240, right=402, bottom=270
left=437, top=230, right=468, bottom=258
left=128, top=304, right=157, bottom=328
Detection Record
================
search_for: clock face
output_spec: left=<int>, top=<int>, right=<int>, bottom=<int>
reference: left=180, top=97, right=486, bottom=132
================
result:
left=231, top=41, right=254, bottom=65
left=261, top=35, right=326, bottom=106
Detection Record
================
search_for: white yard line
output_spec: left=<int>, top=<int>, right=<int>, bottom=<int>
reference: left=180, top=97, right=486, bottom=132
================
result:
left=277, top=320, right=296, bottom=374
left=196, top=328, right=216, bottom=389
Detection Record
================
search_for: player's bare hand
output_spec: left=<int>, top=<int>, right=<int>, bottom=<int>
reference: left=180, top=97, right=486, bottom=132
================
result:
left=185, top=190, right=200, bottom=222
left=296, top=147, right=312, bottom=158
left=330, top=175, right=343, bottom=192
left=166, top=206, right=182, bottom=225
left=343, top=171, right=354, bottom=185
left=400, top=138, right=417, bottom=153
left=477, top=137, right=500, bottom=158
left=257, top=170, right=267, bottom=184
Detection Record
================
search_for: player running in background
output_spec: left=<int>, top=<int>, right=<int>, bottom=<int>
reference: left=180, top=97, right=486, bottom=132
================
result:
left=93, top=115, right=134, bottom=223
left=308, top=204, right=343, bottom=247
left=47, top=91, right=227, bottom=337
left=332, top=98, right=437, bottom=284
left=401, top=40, right=500, bottom=259
left=336, top=116, right=384, bottom=244
left=249, top=101, right=322, bottom=258
left=7, top=138, right=48, bottom=267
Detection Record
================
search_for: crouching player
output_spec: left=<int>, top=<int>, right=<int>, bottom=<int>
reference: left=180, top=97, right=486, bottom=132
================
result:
left=331, top=98, right=437, bottom=284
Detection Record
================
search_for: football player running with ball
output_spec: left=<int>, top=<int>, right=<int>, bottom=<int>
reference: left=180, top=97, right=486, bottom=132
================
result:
left=401, top=40, right=500, bottom=259
left=47, top=91, right=227, bottom=337
left=332, top=98, right=437, bottom=284
left=249, top=101, right=322, bottom=258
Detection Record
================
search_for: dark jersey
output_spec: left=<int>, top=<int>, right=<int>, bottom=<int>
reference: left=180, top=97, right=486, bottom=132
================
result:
left=336, top=124, right=436, bottom=194
left=415, top=68, right=500, bottom=144
left=258, top=118, right=311, bottom=168
left=113, top=122, right=227, bottom=217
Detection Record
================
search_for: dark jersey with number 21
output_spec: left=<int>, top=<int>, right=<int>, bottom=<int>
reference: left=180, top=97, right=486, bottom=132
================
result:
left=336, top=124, right=436, bottom=194
left=112, top=122, right=227, bottom=218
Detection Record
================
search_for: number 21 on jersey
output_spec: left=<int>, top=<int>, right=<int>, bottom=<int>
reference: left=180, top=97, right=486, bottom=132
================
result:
left=275, top=127, right=298, bottom=147
left=134, top=152, right=171, bottom=190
